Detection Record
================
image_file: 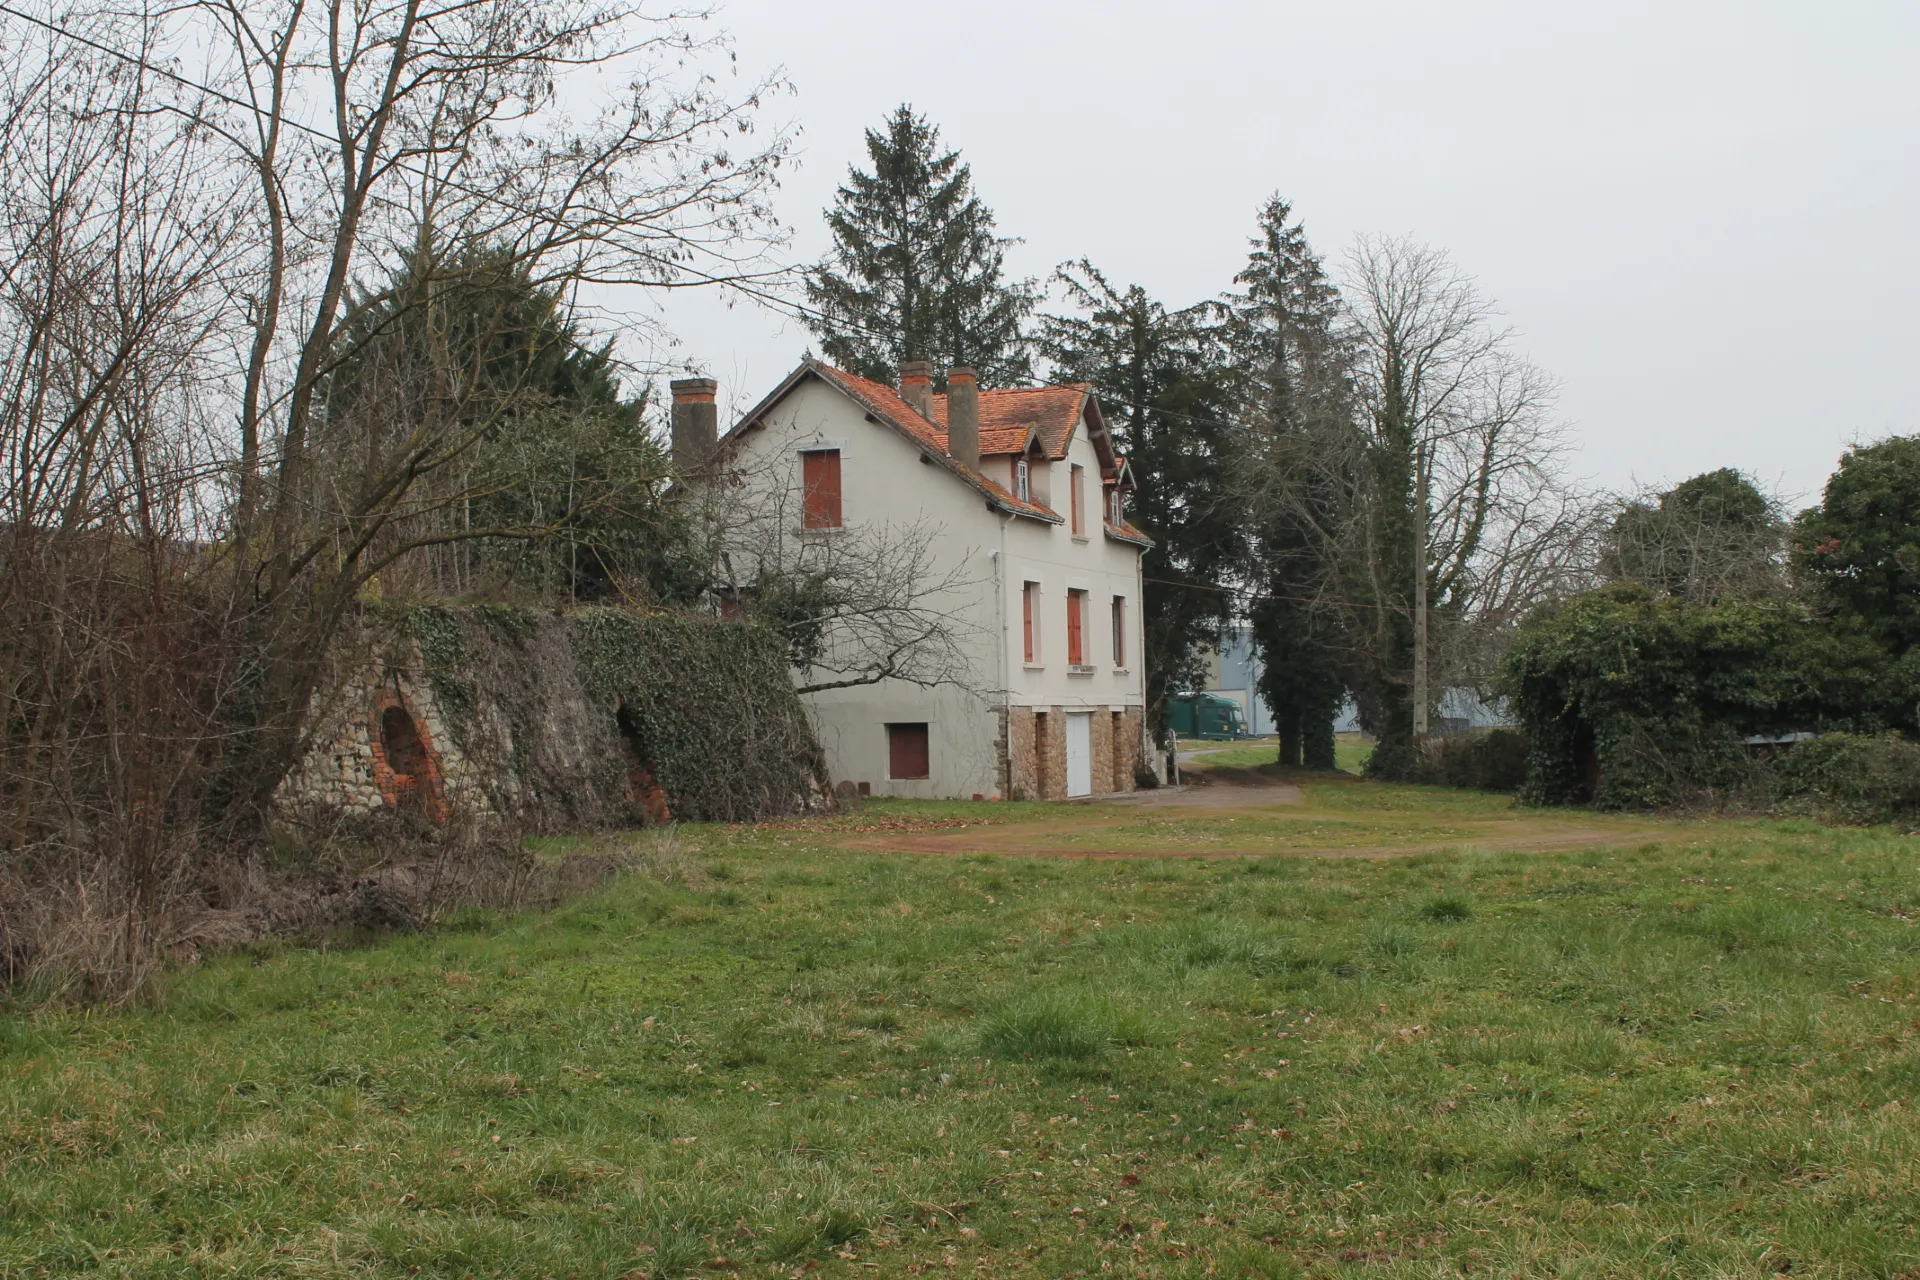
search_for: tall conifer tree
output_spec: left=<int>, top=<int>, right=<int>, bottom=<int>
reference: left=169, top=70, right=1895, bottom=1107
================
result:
left=1225, top=196, right=1356, bottom=768
left=805, top=106, right=1035, bottom=386
left=1042, top=262, right=1240, bottom=742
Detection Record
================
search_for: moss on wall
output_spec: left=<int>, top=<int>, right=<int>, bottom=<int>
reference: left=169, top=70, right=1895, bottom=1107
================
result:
left=291, top=603, right=827, bottom=828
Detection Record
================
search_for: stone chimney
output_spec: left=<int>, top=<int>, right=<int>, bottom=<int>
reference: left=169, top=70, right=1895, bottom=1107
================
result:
left=899, top=360, right=934, bottom=419
left=945, top=366, right=980, bottom=473
left=670, top=377, right=718, bottom=473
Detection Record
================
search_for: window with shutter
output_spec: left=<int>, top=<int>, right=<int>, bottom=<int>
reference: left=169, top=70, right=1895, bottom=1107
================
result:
left=801, top=449, right=842, bottom=529
left=1067, top=589, right=1086, bottom=666
left=1070, top=464, right=1085, bottom=534
left=1022, top=581, right=1038, bottom=663
left=1111, top=595, right=1125, bottom=667
left=887, top=723, right=930, bottom=780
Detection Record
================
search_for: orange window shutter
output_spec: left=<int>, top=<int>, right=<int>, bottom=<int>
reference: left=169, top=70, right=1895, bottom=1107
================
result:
left=1071, top=465, right=1083, bottom=534
left=1067, top=591, right=1084, bottom=666
left=1022, top=583, right=1035, bottom=663
left=1112, top=596, right=1124, bottom=666
left=802, top=450, right=842, bottom=528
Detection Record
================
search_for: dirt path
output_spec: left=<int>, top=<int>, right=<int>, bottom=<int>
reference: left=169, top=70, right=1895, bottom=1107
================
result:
left=1102, top=766, right=1304, bottom=809
left=835, top=770, right=1661, bottom=862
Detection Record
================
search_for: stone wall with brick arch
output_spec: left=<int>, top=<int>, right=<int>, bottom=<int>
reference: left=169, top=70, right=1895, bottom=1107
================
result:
left=278, top=637, right=496, bottom=825
left=277, top=605, right=828, bottom=830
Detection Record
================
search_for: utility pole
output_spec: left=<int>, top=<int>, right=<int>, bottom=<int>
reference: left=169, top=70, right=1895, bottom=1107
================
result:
left=1412, top=443, right=1429, bottom=741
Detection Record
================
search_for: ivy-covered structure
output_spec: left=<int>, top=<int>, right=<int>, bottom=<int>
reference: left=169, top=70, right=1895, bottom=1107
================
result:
left=1503, top=586, right=1894, bottom=809
left=279, top=605, right=829, bottom=829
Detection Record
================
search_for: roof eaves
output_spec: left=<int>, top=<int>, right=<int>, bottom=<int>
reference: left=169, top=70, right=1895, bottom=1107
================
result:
left=716, top=361, right=817, bottom=455
left=808, top=359, right=1063, bottom=523
left=1103, top=519, right=1153, bottom=548
left=1048, top=385, right=1092, bottom=460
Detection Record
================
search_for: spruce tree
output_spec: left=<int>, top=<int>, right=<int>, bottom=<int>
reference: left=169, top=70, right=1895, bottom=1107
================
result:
left=805, top=106, right=1036, bottom=387
left=1042, top=261, right=1240, bottom=743
left=1224, top=196, right=1355, bottom=769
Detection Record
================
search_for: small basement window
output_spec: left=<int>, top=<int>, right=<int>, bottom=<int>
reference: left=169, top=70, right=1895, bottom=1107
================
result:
left=887, top=722, right=930, bottom=780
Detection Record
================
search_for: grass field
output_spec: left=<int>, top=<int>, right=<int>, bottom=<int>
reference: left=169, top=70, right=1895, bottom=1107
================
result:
left=1182, top=733, right=1376, bottom=775
left=6, top=777, right=1920, bottom=1278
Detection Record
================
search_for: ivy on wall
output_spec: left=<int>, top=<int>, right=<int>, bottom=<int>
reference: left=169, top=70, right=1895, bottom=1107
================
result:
left=368, top=602, right=826, bottom=826
left=570, top=608, right=828, bottom=822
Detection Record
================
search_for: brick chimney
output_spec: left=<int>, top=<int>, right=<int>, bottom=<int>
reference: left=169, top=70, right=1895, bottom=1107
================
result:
left=899, top=360, right=933, bottom=419
left=945, top=366, right=980, bottom=473
left=670, top=377, right=718, bottom=473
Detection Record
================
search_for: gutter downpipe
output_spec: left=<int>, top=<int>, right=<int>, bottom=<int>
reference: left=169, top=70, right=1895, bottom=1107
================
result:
left=993, top=512, right=1011, bottom=797
left=1137, top=545, right=1169, bottom=786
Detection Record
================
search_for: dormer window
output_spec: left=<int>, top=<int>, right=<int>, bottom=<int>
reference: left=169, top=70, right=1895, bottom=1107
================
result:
left=1108, top=486, right=1124, bottom=526
left=1015, top=458, right=1030, bottom=502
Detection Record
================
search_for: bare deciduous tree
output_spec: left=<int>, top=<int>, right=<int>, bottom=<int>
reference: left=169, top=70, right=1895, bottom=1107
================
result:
left=702, top=451, right=989, bottom=698
left=0, top=0, right=789, bottom=995
left=1600, top=469, right=1786, bottom=604
left=1341, top=236, right=1587, bottom=773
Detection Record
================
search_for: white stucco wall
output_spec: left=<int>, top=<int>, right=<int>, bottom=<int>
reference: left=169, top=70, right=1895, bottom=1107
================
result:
left=725, top=373, right=1147, bottom=798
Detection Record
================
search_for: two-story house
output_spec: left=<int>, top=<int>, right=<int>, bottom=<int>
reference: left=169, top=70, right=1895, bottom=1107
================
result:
left=675, top=358, right=1154, bottom=800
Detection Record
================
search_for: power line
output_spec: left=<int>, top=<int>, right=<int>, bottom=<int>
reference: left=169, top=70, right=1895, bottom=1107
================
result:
left=0, top=0, right=1318, bottom=445
left=0, top=0, right=783, bottom=290
left=1143, top=575, right=1408, bottom=614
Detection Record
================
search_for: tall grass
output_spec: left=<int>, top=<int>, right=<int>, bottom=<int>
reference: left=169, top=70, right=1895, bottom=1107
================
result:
left=6, top=789, right=1920, bottom=1275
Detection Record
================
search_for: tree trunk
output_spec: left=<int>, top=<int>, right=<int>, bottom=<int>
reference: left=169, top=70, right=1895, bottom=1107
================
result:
left=1302, top=712, right=1337, bottom=771
left=1277, top=709, right=1303, bottom=768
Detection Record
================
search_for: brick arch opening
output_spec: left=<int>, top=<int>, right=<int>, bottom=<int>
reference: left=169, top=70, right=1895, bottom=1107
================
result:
left=616, top=704, right=672, bottom=826
left=369, top=692, right=447, bottom=824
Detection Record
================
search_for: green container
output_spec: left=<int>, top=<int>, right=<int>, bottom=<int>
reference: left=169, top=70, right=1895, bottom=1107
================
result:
left=1166, top=692, right=1247, bottom=741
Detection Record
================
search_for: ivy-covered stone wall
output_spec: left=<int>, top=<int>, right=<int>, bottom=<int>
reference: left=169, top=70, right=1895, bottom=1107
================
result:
left=279, top=604, right=828, bottom=828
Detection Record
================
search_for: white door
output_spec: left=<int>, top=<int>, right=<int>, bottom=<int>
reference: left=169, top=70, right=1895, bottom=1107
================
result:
left=1065, top=712, right=1093, bottom=798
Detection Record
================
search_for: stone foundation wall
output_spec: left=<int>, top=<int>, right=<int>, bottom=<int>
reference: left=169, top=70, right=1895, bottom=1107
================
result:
left=1001, top=704, right=1142, bottom=801
left=1113, top=706, right=1146, bottom=790
left=1091, top=709, right=1116, bottom=796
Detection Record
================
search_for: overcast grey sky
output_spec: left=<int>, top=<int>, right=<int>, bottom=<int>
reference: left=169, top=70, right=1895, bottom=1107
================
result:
left=623, top=0, right=1918, bottom=505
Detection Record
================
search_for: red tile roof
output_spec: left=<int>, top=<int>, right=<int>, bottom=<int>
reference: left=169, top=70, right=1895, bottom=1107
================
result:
left=930, top=386, right=1090, bottom=460
left=740, top=360, right=1144, bottom=539
left=806, top=364, right=1090, bottom=461
left=804, top=362, right=1064, bottom=523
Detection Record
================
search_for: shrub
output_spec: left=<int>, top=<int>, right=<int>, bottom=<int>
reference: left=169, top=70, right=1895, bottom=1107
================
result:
left=1411, top=728, right=1528, bottom=792
left=1768, top=733, right=1920, bottom=827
